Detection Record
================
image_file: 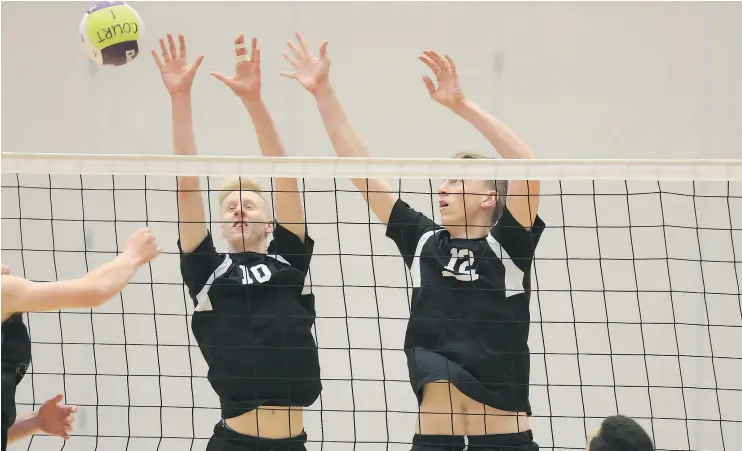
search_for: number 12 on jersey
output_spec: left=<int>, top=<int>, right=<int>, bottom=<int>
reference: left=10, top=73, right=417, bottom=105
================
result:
left=239, top=264, right=272, bottom=285
left=443, top=248, right=480, bottom=282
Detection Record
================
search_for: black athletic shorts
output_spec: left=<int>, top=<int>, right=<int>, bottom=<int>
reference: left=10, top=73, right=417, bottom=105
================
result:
left=206, top=420, right=308, bottom=451
left=410, top=431, right=539, bottom=450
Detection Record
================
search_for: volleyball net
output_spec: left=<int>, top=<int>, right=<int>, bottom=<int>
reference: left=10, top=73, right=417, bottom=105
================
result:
left=2, top=153, right=742, bottom=451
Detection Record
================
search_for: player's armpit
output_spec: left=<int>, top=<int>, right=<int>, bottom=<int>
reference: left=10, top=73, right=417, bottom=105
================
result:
left=504, top=180, right=540, bottom=229
left=269, top=223, right=314, bottom=274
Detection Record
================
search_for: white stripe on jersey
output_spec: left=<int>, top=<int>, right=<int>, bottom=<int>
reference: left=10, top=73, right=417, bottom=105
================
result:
left=195, top=255, right=234, bottom=312
left=486, top=234, right=525, bottom=297
left=411, top=229, right=442, bottom=288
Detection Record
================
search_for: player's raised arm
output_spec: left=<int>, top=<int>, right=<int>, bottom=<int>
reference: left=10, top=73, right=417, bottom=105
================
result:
left=212, top=35, right=306, bottom=242
left=280, top=32, right=397, bottom=225
left=152, top=33, right=208, bottom=252
left=1, top=227, right=161, bottom=321
left=420, top=51, right=540, bottom=228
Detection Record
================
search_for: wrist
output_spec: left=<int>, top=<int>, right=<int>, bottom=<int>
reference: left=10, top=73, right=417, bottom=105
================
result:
left=120, top=249, right=145, bottom=267
left=24, top=412, right=41, bottom=432
left=170, top=91, right=192, bottom=104
left=241, top=96, right=264, bottom=108
left=450, top=98, right=477, bottom=117
left=312, top=82, right=334, bottom=100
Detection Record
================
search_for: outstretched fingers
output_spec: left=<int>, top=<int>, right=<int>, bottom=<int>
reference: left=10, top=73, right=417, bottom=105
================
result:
left=422, top=75, right=437, bottom=96
left=179, top=34, right=187, bottom=60
left=158, top=37, right=171, bottom=63
left=167, top=33, right=178, bottom=60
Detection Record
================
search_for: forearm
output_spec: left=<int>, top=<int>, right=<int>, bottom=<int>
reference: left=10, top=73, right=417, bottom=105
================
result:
left=243, top=99, right=287, bottom=157
left=79, top=252, right=142, bottom=305
left=453, top=99, right=533, bottom=159
left=171, top=93, right=200, bottom=189
left=313, top=84, right=370, bottom=159
left=6, top=412, right=40, bottom=444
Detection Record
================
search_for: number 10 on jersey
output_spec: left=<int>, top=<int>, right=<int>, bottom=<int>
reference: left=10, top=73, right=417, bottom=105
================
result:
left=443, top=248, right=480, bottom=282
left=239, top=264, right=272, bottom=285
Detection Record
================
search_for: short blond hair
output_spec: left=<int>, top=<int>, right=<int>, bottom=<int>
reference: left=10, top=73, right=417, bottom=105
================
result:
left=452, top=151, right=508, bottom=223
left=218, top=177, right=267, bottom=207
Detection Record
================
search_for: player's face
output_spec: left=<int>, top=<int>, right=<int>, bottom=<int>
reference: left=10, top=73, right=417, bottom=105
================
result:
left=220, top=190, right=274, bottom=252
left=438, top=178, right=496, bottom=231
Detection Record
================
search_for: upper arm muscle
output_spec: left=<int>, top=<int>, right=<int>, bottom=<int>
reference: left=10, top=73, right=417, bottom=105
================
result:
left=272, top=178, right=306, bottom=241
left=352, top=178, right=398, bottom=225
left=505, top=180, right=541, bottom=228
left=177, top=178, right=209, bottom=253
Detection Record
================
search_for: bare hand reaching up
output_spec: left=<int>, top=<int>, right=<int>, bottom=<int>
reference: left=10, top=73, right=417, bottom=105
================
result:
left=419, top=50, right=465, bottom=110
left=212, top=34, right=262, bottom=101
left=280, top=32, right=331, bottom=95
left=152, top=33, right=205, bottom=97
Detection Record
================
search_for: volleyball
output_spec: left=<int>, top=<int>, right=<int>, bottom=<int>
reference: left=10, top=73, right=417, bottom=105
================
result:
left=80, top=1, right=144, bottom=66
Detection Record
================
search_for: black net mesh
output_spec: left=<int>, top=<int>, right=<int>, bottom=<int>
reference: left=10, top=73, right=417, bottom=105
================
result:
left=2, top=171, right=741, bottom=451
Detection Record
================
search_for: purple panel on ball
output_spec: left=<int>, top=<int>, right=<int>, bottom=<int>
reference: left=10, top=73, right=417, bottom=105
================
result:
left=86, top=1, right=125, bottom=14
left=101, top=40, right=139, bottom=66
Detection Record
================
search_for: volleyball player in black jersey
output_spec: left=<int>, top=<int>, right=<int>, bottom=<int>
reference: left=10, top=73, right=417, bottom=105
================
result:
left=282, top=34, right=544, bottom=450
left=153, top=34, right=320, bottom=450
left=1, top=227, right=161, bottom=450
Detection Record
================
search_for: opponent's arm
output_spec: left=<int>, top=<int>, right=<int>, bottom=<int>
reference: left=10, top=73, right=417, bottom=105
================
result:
left=280, top=33, right=397, bottom=225
left=212, top=35, right=306, bottom=241
left=6, top=394, right=76, bottom=444
left=1, top=228, right=160, bottom=321
left=152, top=33, right=208, bottom=252
left=420, top=51, right=540, bottom=228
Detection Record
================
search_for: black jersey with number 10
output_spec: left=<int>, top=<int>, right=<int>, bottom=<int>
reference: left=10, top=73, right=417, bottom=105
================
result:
left=179, top=224, right=321, bottom=420
left=386, top=199, right=545, bottom=415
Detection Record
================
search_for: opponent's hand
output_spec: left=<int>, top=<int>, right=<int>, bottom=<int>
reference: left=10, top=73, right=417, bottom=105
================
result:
left=420, top=50, right=465, bottom=110
left=124, top=227, right=162, bottom=266
left=37, top=394, right=77, bottom=440
left=280, top=32, right=330, bottom=95
left=152, top=33, right=205, bottom=97
left=211, top=35, right=262, bottom=101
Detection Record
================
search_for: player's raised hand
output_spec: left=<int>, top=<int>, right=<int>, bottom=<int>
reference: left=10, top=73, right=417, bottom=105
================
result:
left=152, top=33, right=205, bottom=96
left=37, top=394, right=77, bottom=440
left=280, top=32, right=330, bottom=95
left=124, top=227, right=162, bottom=266
left=211, top=34, right=262, bottom=101
left=420, top=50, right=464, bottom=110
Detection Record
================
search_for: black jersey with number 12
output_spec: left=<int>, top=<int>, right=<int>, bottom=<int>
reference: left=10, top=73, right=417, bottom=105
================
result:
left=386, top=199, right=545, bottom=415
left=179, top=224, right=321, bottom=420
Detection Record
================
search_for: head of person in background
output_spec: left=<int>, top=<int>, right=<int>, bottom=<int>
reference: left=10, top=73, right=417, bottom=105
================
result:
left=587, top=415, right=655, bottom=451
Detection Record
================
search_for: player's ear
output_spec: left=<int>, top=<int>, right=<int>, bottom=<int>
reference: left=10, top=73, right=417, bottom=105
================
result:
left=265, top=219, right=275, bottom=236
left=480, top=189, right=498, bottom=209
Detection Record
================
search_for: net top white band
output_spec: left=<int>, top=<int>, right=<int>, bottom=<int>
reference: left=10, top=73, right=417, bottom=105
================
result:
left=2, top=152, right=742, bottom=181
